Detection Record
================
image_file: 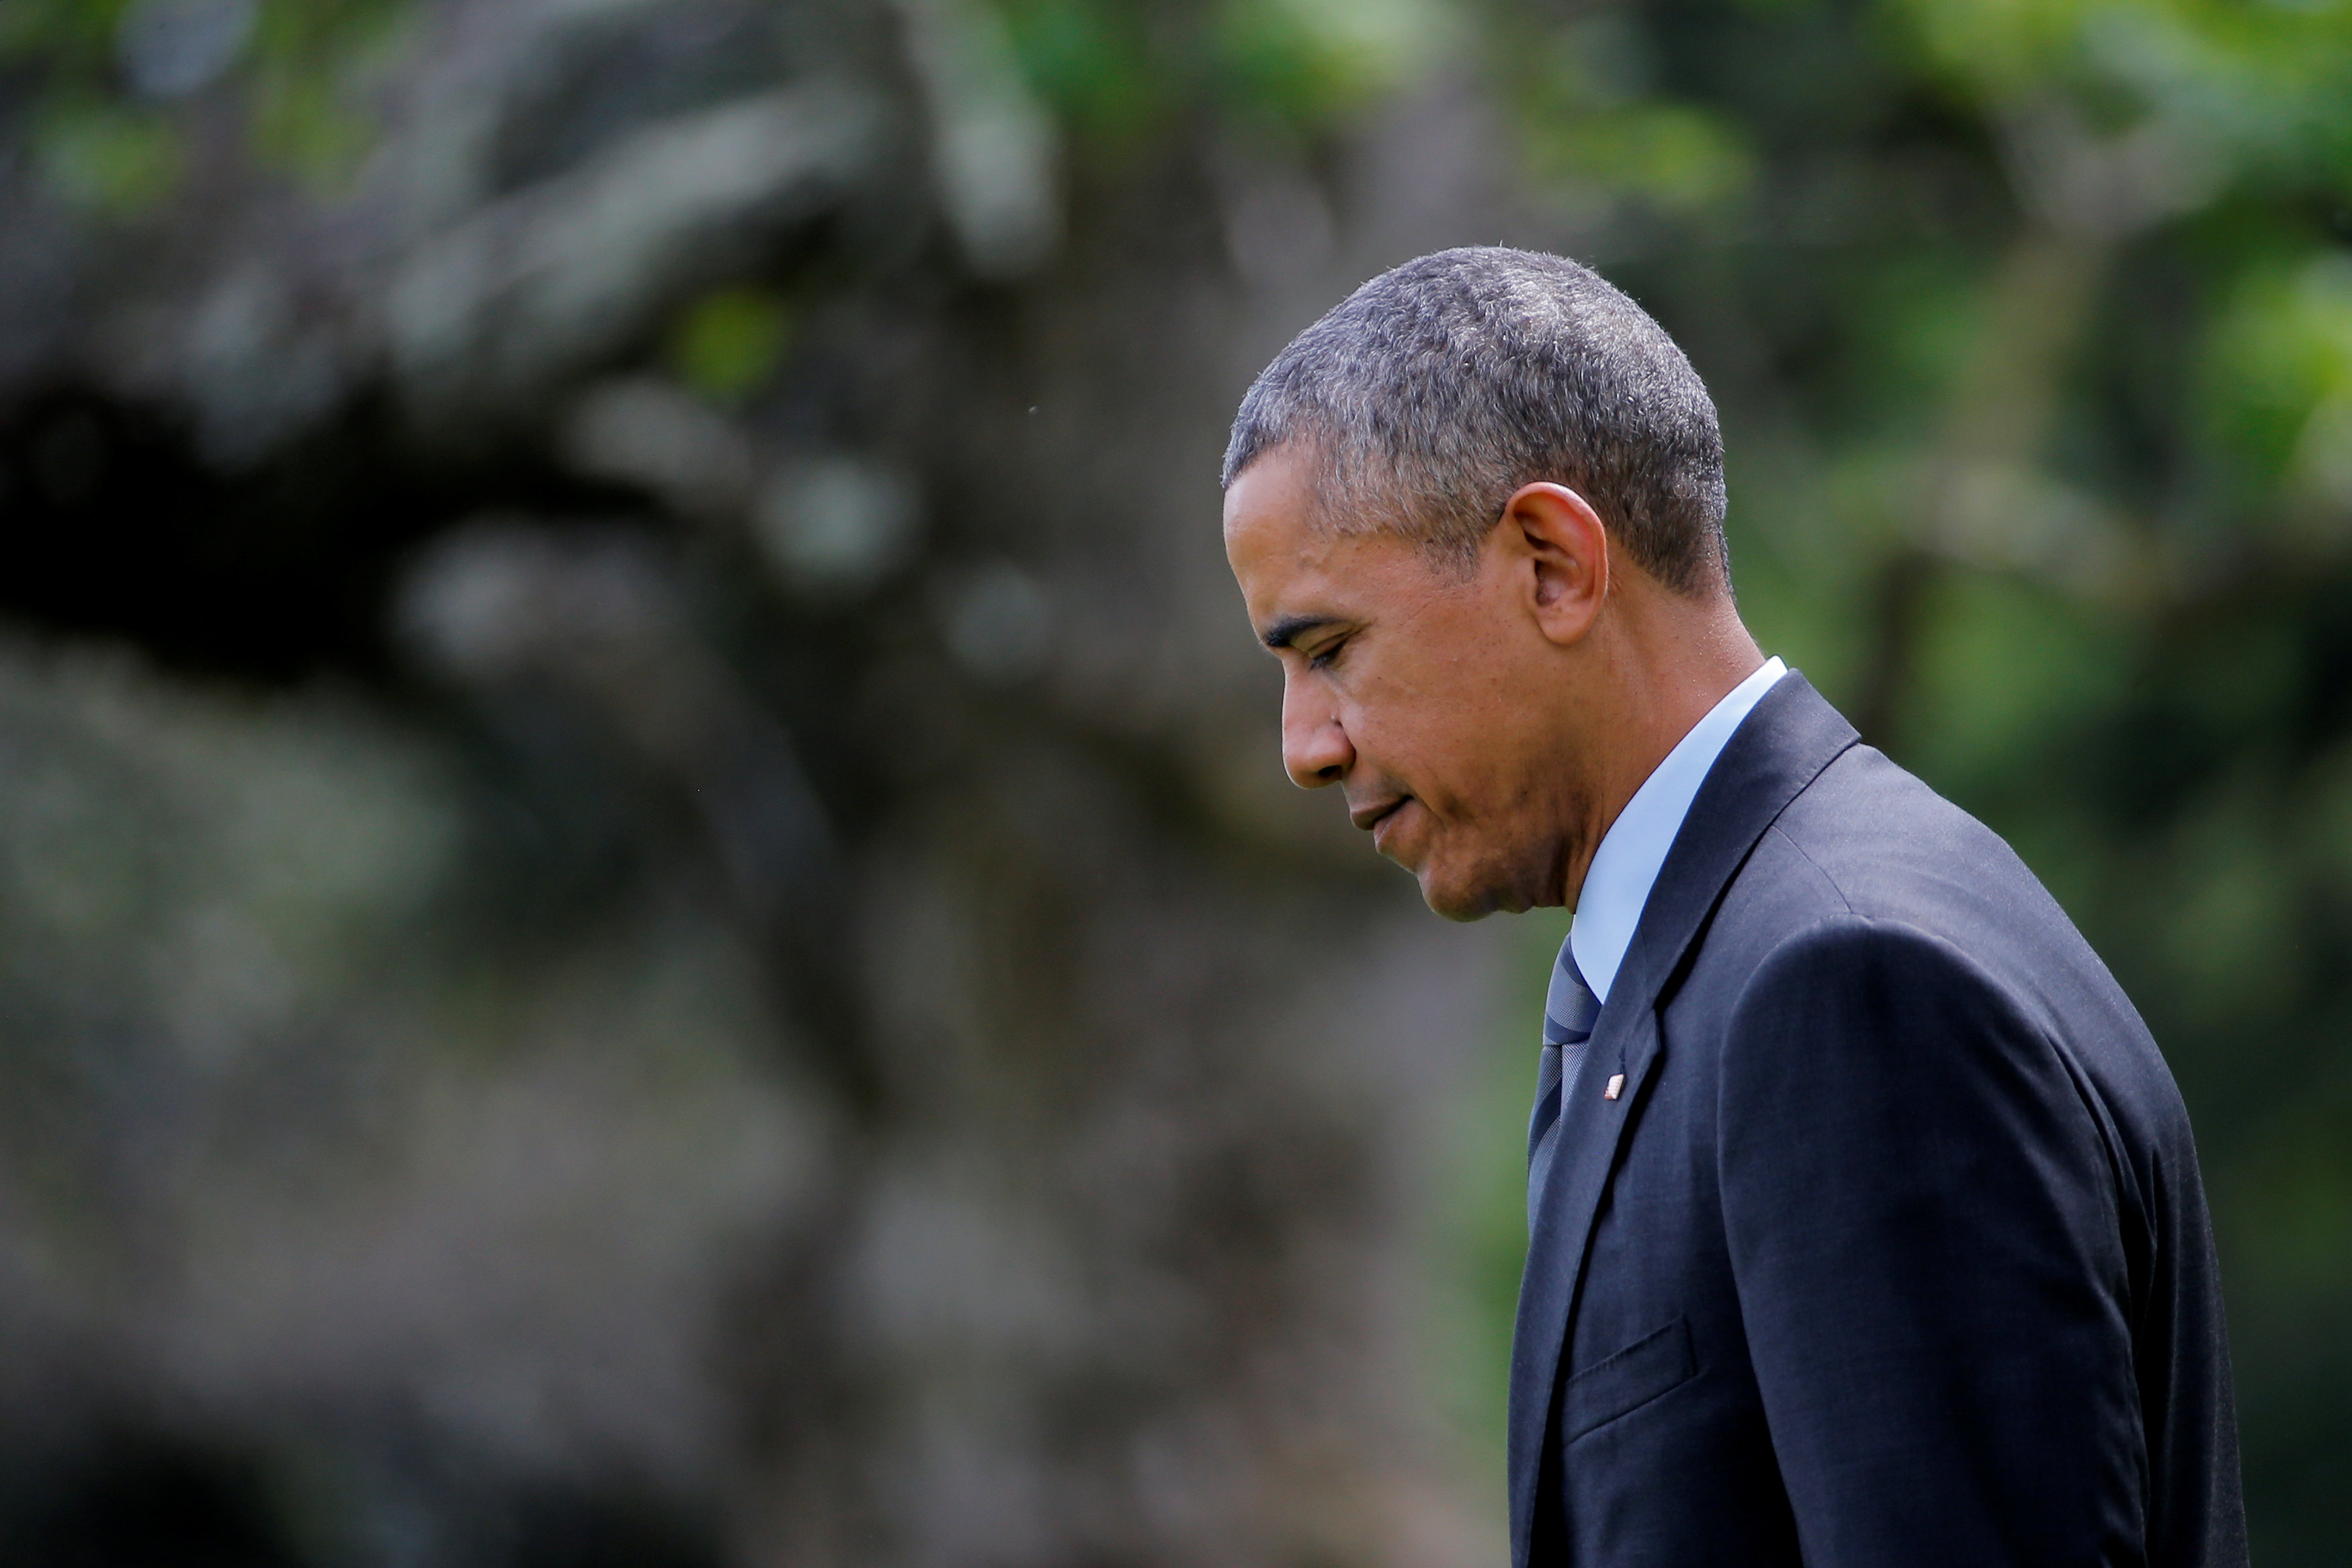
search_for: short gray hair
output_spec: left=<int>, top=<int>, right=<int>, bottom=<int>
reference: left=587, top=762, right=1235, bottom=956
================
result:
left=1222, top=247, right=1730, bottom=595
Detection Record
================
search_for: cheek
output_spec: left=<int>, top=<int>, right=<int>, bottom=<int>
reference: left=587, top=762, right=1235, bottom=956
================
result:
left=1348, top=627, right=1529, bottom=795
left=1383, top=717, right=1493, bottom=817
left=1425, top=703, right=1549, bottom=823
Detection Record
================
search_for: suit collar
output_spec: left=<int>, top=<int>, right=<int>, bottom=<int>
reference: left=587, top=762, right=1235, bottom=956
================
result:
left=1507, top=672, right=1859, bottom=1567
left=1572, top=656, right=1787, bottom=1004
left=1587, top=670, right=1857, bottom=1022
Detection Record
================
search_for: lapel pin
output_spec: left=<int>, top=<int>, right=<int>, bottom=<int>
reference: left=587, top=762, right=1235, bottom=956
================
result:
left=1603, top=1074, right=1625, bottom=1100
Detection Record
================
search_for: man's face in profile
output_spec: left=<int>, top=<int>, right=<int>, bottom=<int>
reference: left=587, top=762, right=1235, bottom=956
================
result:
left=1222, top=445, right=1579, bottom=920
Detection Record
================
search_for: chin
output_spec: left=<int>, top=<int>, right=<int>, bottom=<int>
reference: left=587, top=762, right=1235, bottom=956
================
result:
left=1414, top=863, right=1517, bottom=923
left=1409, top=837, right=1554, bottom=921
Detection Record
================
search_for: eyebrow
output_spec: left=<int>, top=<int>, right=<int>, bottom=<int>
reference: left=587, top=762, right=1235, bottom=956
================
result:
left=1260, top=613, right=1344, bottom=651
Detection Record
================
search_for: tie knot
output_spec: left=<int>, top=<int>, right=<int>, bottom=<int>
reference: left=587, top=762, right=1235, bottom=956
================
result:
left=1544, top=936, right=1600, bottom=1047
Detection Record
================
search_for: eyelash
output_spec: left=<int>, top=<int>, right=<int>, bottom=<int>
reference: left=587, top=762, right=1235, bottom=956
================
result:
left=1306, top=640, right=1344, bottom=670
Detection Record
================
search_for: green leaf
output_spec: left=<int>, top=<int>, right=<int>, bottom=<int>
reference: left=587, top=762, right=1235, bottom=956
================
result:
left=668, top=286, right=795, bottom=407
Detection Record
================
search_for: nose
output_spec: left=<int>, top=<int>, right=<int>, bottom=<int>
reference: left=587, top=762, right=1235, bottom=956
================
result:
left=1280, top=671, right=1352, bottom=789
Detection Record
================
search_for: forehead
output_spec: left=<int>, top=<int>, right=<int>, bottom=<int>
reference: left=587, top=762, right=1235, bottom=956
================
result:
left=1224, top=449, right=1341, bottom=607
left=1223, top=447, right=1432, bottom=630
left=1223, top=444, right=1318, bottom=560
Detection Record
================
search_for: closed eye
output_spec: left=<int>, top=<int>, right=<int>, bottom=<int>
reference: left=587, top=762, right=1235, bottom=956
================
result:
left=1306, top=637, right=1347, bottom=671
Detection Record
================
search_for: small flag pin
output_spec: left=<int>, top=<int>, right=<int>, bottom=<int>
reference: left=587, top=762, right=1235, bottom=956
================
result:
left=1603, top=1074, right=1626, bottom=1100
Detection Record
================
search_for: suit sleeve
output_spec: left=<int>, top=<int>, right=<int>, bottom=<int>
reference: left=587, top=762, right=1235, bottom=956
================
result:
left=1716, top=918, right=2145, bottom=1567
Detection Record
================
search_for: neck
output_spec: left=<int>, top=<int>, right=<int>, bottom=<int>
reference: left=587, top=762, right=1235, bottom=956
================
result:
left=1557, top=589, right=1762, bottom=910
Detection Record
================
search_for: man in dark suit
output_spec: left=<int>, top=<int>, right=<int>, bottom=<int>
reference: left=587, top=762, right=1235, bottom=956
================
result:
left=1220, top=247, right=2246, bottom=1566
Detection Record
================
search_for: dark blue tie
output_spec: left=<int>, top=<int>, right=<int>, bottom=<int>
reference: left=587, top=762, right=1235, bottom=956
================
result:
left=1528, top=934, right=1601, bottom=1230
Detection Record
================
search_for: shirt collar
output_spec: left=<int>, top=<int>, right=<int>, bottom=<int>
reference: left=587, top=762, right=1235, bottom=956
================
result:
left=1570, top=657, right=1787, bottom=1003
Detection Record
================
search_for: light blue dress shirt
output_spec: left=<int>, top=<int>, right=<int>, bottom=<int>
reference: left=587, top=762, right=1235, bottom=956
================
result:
left=1570, top=657, right=1787, bottom=1004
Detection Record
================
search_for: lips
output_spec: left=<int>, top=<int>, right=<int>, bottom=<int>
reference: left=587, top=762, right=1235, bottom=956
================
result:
left=1354, top=798, right=1417, bottom=857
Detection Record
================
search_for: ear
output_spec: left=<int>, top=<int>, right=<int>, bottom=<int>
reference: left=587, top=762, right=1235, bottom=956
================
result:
left=1503, top=482, right=1609, bottom=646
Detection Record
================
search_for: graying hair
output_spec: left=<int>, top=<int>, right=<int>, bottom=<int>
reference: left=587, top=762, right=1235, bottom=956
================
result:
left=1221, top=247, right=1730, bottom=595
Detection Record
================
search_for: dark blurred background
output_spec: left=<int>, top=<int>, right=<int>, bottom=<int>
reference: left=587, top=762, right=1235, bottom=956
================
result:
left=0, top=0, right=2347, bottom=1563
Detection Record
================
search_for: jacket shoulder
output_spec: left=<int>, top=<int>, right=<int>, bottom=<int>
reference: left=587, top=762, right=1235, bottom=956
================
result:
left=1687, top=740, right=2197, bottom=1209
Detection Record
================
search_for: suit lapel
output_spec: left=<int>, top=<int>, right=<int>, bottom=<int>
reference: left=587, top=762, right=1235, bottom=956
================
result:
left=1507, top=673, right=1859, bottom=1566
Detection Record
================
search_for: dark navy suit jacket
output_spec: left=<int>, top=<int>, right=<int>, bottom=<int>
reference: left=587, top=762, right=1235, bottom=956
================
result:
left=1509, top=673, right=2246, bottom=1567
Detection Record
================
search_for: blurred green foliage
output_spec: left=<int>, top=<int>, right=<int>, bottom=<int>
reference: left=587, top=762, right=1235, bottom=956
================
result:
left=3, top=0, right=401, bottom=200
left=1214, top=0, right=1458, bottom=125
left=1002, top=0, right=1173, bottom=146
left=669, top=285, right=796, bottom=405
left=995, top=0, right=1460, bottom=156
left=31, top=99, right=184, bottom=212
